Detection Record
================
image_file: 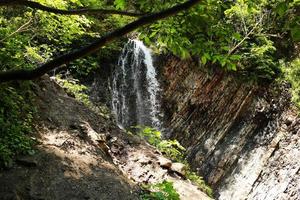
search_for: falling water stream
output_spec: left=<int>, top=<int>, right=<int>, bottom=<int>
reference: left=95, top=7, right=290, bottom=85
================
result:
left=112, top=39, right=162, bottom=130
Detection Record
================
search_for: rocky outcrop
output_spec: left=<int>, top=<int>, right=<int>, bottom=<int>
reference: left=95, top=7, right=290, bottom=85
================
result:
left=109, top=137, right=212, bottom=200
left=161, top=56, right=300, bottom=200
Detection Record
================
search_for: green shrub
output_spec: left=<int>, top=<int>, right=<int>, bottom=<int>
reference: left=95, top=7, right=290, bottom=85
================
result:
left=135, top=126, right=185, bottom=162
left=283, top=58, right=300, bottom=111
left=55, top=76, right=92, bottom=107
left=0, top=83, right=35, bottom=167
left=134, top=126, right=213, bottom=197
left=185, top=171, right=213, bottom=198
left=156, top=140, right=185, bottom=163
left=55, top=76, right=111, bottom=118
left=136, top=126, right=162, bottom=146
left=141, top=181, right=180, bottom=200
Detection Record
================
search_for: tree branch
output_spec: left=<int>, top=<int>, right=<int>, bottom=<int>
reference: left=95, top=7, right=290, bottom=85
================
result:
left=228, top=14, right=265, bottom=55
left=0, top=0, right=144, bottom=17
left=0, top=18, right=32, bottom=43
left=0, top=0, right=201, bottom=82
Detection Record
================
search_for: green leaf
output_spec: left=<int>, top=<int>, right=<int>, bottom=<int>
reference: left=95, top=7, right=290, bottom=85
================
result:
left=221, top=46, right=230, bottom=51
left=229, top=63, right=237, bottom=71
left=114, top=0, right=126, bottom=10
left=143, top=36, right=150, bottom=45
left=291, top=27, right=300, bottom=42
left=233, top=33, right=241, bottom=40
left=275, top=2, right=288, bottom=17
left=204, top=52, right=211, bottom=59
left=230, top=54, right=241, bottom=61
left=220, top=59, right=226, bottom=67
left=149, top=31, right=157, bottom=38
left=201, top=55, right=207, bottom=65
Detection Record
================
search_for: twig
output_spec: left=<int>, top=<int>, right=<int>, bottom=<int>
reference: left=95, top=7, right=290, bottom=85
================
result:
left=0, top=18, right=32, bottom=42
left=228, top=14, right=265, bottom=55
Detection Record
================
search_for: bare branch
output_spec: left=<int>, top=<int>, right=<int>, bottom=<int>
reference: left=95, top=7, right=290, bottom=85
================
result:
left=0, top=18, right=32, bottom=42
left=0, top=0, right=201, bottom=82
left=228, top=14, right=265, bottom=55
left=0, top=0, right=145, bottom=17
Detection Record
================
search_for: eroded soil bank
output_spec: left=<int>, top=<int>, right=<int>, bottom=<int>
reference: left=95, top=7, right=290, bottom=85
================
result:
left=0, top=76, right=211, bottom=200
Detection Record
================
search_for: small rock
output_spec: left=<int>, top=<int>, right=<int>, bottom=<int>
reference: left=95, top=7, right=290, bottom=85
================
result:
left=110, top=144, right=120, bottom=154
left=158, top=157, right=172, bottom=169
left=282, top=124, right=288, bottom=130
left=97, top=133, right=106, bottom=142
left=16, top=156, right=37, bottom=167
left=110, top=137, right=118, bottom=143
left=171, top=163, right=186, bottom=176
left=98, top=141, right=110, bottom=154
left=285, top=116, right=294, bottom=126
left=4, top=159, right=13, bottom=169
left=139, top=157, right=150, bottom=165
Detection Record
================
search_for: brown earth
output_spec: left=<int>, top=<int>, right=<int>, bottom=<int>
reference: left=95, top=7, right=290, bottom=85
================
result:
left=0, top=75, right=211, bottom=200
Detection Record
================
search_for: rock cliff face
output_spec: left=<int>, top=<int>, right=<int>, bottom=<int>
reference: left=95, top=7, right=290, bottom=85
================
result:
left=160, top=56, right=300, bottom=200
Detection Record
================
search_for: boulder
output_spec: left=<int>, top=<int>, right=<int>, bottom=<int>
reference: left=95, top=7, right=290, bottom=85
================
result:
left=158, top=157, right=172, bottom=169
left=171, top=163, right=186, bottom=176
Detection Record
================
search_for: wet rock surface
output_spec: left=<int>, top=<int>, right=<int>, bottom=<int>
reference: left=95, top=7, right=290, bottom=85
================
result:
left=161, top=56, right=300, bottom=200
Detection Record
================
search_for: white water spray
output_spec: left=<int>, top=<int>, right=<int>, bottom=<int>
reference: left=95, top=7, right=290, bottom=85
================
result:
left=112, top=39, right=162, bottom=130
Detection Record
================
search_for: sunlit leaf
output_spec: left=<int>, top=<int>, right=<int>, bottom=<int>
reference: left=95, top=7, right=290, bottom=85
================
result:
left=114, top=0, right=126, bottom=10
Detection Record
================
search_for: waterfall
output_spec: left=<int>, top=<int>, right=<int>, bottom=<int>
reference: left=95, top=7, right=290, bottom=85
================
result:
left=111, top=39, right=162, bottom=130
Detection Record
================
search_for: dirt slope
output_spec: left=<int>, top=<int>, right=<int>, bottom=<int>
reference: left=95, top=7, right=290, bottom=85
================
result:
left=0, top=75, right=211, bottom=200
left=0, top=76, right=139, bottom=200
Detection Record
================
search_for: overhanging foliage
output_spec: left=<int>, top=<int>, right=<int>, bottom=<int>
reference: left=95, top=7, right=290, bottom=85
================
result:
left=0, top=0, right=201, bottom=82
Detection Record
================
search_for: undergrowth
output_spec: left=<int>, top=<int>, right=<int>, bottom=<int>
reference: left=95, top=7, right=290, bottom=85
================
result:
left=134, top=126, right=185, bottom=162
left=55, top=76, right=110, bottom=118
left=0, top=82, right=35, bottom=168
left=134, top=126, right=213, bottom=198
left=55, top=76, right=91, bottom=106
left=283, top=58, right=300, bottom=112
left=140, top=181, right=180, bottom=200
left=185, top=171, right=213, bottom=197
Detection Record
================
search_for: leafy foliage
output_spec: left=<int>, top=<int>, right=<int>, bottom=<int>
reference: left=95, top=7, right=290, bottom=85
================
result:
left=185, top=171, right=213, bottom=197
left=0, top=0, right=129, bottom=77
left=135, top=126, right=185, bottom=162
left=1, top=0, right=299, bottom=81
left=0, top=83, right=35, bottom=167
left=141, top=181, right=180, bottom=200
left=114, top=0, right=126, bottom=10
left=156, top=140, right=186, bottom=163
left=283, top=58, right=300, bottom=110
left=134, top=126, right=213, bottom=197
left=55, top=76, right=92, bottom=107
left=55, top=76, right=111, bottom=118
left=138, top=0, right=299, bottom=81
